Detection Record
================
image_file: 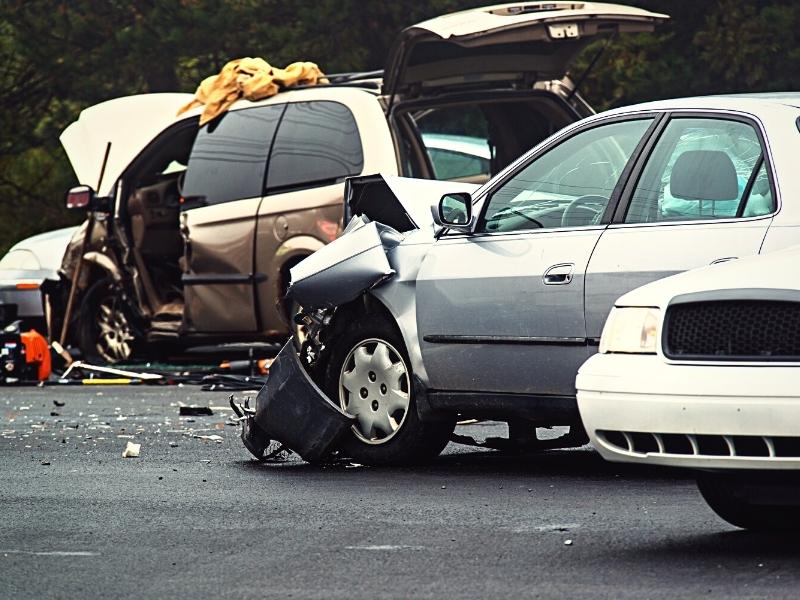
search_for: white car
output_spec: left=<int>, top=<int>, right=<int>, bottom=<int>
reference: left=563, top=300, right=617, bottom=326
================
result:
left=0, top=227, right=78, bottom=333
left=577, top=247, right=800, bottom=530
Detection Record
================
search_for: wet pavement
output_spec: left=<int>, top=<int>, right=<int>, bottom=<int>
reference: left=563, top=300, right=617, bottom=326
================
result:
left=2, top=386, right=799, bottom=599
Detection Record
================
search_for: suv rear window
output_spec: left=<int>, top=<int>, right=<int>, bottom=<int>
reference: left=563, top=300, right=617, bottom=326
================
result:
left=266, top=101, right=363, bottom=193
left=182, top=105, right=283, bottom=206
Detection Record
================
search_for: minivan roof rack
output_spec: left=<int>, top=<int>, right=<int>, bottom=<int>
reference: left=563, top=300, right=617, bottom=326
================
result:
left=326, top=70, right=384, bottom=83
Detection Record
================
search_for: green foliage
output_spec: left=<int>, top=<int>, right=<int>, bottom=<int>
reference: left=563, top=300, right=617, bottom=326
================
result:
left=1, top=0, right=798, bottom=255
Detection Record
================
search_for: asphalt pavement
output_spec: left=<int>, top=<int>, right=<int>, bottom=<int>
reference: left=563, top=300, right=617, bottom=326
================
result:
left=2, top=386, right=799, bottom=599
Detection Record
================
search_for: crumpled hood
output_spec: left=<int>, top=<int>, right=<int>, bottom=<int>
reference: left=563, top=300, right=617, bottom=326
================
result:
left=346, top=173, right=479, bottom=232
left=60, top=93, right=195, bottom=196
left=289, top=175, right=479, bottom=310
left=616, top=246, right=800, bottom=308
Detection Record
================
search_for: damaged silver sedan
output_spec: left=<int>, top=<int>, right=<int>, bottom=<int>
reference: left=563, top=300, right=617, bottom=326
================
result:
left=239, top=94, right=795, bottom=464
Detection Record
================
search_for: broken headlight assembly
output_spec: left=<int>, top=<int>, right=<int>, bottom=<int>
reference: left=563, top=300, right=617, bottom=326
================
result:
left=599, top=307, right=661, bottom=354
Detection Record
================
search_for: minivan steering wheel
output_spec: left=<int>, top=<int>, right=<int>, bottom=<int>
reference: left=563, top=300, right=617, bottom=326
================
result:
left=560, top=195, right=608, bottom=228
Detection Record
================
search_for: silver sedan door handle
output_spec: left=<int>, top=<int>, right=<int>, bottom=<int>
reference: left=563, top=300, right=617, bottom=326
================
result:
left=543, top=263, right=574, bottom=285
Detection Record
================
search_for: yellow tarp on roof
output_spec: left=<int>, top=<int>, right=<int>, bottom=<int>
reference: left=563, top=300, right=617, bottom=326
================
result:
left=178, top=57, right=327, bottom=125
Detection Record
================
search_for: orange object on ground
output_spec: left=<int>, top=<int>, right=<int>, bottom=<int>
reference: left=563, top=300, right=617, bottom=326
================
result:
left=21, top=330, right=52, bottom=381
left=178, top=57, right=327, bottom=126
left=219, top=358, right=273, bottom=376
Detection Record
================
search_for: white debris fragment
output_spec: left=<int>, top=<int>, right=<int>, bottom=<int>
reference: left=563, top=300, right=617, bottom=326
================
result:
left=122, top=442, right=141, bottom=458
left=193, top=434, right=223, bottom=443
left=564, top=539, right=573, bottom=546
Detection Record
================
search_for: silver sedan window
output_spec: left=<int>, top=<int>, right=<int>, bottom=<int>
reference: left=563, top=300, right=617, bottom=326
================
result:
left=625, top=118, right=771, bottom=223
left=480, top=119, right=653, bottom=233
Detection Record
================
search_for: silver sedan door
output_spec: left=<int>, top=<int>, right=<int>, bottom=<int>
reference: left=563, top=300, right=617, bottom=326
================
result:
left=585, top=114, right=776, bottom=339
left=416, top=118, right=655, bottom=396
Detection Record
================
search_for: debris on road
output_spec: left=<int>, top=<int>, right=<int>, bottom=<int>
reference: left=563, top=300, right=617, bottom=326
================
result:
left=564, top=539, right=573, bottom=546
left=200, top=373, right=266, bottom=391
left=232, top=342, right=354, bottom=464
left=121, top=441, right=141, bottom=458
left=53, top=399, right=65, bottom=407
left=178, top=405, right=214, bottom=416
left=193, top=434, right=223, bottom=443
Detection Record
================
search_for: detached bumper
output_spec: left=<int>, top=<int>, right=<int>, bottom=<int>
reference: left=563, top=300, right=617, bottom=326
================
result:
left=237, top=342, right=355, bottom=463
left=577, top=353, right=800, bottom=470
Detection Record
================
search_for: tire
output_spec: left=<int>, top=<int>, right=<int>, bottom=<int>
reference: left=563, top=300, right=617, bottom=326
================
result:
left=696, top=473, right=800, bottom=531
left=324, top=314, right=454, bottom=466
left=77, top=278, right=139, bottom=364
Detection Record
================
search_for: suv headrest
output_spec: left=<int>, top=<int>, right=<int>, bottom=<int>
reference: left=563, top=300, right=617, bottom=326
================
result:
left=670, top=150, right=738, bottom=201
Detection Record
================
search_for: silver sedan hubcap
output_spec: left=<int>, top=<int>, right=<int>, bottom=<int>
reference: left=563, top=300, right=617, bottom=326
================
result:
left=96, top=299, right=135, bottom=363
left=338, top=338, right=410, bottom=445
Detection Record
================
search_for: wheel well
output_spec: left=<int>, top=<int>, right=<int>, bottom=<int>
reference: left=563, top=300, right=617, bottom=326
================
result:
left=279, top=255, right=309, bottom=315
left=324, top=295, right=403, bottom=349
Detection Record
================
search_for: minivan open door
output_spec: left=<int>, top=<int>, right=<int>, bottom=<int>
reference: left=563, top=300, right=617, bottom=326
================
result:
left=383, top=2, right=668, bottom=99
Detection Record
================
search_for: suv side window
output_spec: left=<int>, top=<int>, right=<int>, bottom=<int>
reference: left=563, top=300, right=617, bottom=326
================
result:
left=478, top=119, right=653, bottom=233
left=181, top=105, right=283, bottom=207
left=266, top=101, right=363, bottom=193
left=624, top=117, right=773, bottom=223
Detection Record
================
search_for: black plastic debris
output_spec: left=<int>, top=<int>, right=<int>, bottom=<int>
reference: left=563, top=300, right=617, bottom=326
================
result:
left=232, top=342, right=355, bottom=464
left=178, top=405, right=214, bottom=416
left=201, top=374, right=267, bottom=392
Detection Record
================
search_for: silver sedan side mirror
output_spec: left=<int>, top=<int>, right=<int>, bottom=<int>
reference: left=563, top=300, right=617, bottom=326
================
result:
left=433, top=192, right=473, bottom=233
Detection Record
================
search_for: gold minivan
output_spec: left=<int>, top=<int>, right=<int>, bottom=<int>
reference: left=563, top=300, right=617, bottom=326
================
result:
left=58, top=2, right=666, bottom=362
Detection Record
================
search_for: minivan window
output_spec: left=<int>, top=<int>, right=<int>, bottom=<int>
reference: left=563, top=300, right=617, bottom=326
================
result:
left=181, top=105, right=283, bottom=207
left=479, top=119, right=653, bottom=233
left=266, top=101, right=363, bottom=192
left=624, top=118, right=773, bottom=223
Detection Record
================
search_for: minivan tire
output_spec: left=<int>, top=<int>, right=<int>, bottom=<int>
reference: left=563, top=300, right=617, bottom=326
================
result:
left=77, top=278, right=139, bottom=364
left=324, top=315, right=454, bottom=466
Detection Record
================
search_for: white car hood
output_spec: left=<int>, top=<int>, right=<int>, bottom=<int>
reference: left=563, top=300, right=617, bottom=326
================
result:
left=60, top=93, right=195, bottom=196
left=617, top=246, right=800, bottom=308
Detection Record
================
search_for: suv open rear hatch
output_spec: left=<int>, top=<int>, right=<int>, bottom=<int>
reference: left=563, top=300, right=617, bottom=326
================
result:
left=383, top=2, right=668, bottom=99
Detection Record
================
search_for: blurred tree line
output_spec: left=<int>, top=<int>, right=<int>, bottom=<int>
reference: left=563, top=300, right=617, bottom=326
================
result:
left=1, top=0, right=798, bottom=254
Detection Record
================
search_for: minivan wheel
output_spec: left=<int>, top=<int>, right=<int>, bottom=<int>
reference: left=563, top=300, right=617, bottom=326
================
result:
left=324, top=315, right=454, bottom=465
left=77, top=278, right=138, bottom=364
left=696, top=473, right=800, bottom=531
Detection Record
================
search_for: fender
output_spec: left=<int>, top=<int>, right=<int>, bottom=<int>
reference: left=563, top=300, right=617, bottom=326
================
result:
left=82, top=251, right=122, bottom=282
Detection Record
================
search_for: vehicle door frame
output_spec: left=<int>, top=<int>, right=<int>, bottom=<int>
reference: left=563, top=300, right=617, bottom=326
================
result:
left=466, top=110, right=667, bottom=232
left=609, top=109, right=781, bottom=226
left=179, top=102, right=288, bottom=335
left=583, top=109, right=781, bottom=341
left=413, top=112, right=664, bottom=396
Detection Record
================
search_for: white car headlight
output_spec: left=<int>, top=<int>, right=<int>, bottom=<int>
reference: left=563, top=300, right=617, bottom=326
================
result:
left=599, top=307, right=661, bottom=354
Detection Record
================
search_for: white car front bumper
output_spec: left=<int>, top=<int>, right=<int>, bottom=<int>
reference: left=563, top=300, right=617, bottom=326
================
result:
left=577, top=354, right=800, bottom=470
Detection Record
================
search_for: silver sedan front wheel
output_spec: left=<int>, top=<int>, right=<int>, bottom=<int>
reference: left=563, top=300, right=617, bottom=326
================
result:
left=338, top=338, right=411, bottom=445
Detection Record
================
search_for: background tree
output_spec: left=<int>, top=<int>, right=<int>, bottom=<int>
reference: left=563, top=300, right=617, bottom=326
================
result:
left=1, top=0, right=798, bottom=254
